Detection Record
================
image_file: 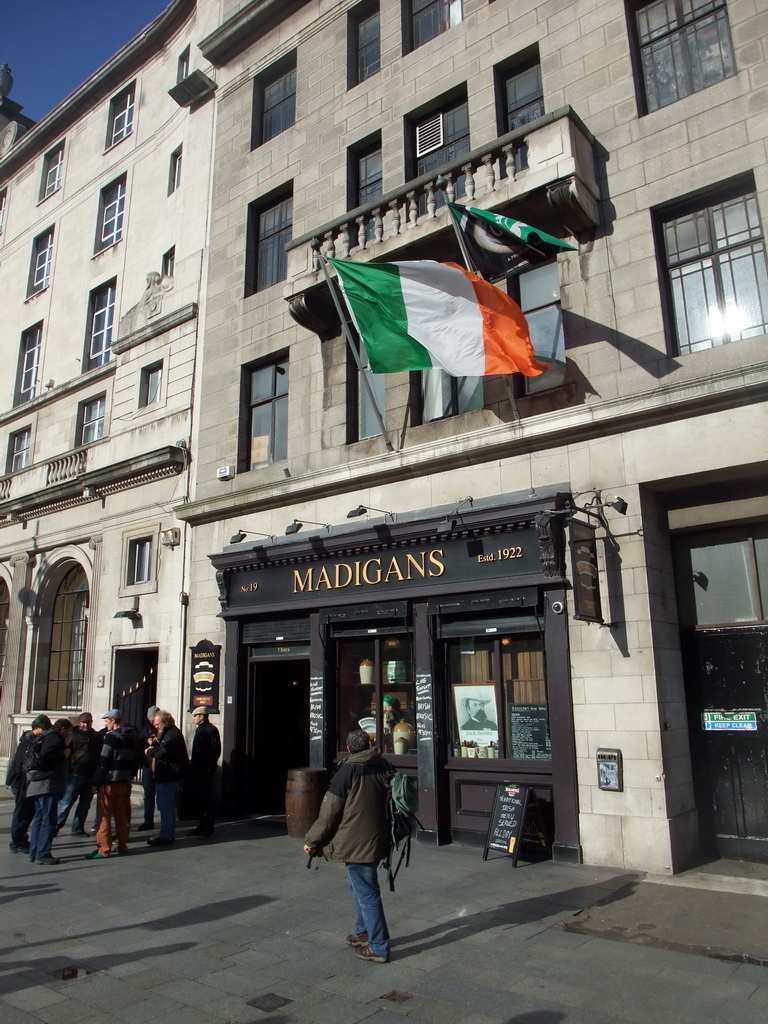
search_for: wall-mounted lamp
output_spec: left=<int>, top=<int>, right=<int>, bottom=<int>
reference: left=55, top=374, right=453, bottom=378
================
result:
left=114, top=598, right=141, bottom=622
left=346, top=505, right=395, bottom=520
left=285, top=519, right=330, bottom=536
left=160, top=528, right=181, bottom=547
left=83, top=486, right=96, bottom=499
left=604, top=495, right=628, bottom=516
left=447, top=496, right=473, bottom=517
left=230, top=529, right=275, bottom=544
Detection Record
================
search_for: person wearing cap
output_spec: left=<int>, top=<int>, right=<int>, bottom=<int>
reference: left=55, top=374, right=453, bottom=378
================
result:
left=188, top=707, right=221, bottom=839
left=137, top=705, right=160, bottom=831
left=56, top=712, right=101, bottom=836
left=83, top=710, right=139, bottom=860
left=26, top=715, right=68, bottom=866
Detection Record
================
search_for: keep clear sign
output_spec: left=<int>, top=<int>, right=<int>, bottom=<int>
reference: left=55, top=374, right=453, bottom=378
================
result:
left=702, top=710, right=759, bottom=731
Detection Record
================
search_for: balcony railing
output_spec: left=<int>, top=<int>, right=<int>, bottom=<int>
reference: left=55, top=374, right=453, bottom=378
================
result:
left=287, top=106, right=598, bottom=282
left=46, top=450, right=87, bottom=486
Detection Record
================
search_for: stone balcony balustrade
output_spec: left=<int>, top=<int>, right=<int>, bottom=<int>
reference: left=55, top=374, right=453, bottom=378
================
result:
left=286, top=106, right=598, bottom=318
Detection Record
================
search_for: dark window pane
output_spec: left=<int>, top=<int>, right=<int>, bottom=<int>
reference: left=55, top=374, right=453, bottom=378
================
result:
left=256, top=197, right=292, bottom=290
left=357, top=11, right=381, bottom=82
left=263, top=68, right=296, bottom=141
left=505, top=64, right=544, bottom=130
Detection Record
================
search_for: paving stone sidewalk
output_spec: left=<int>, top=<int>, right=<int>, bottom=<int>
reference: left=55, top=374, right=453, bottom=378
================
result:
left=2, top=796, right=767, bottom=1024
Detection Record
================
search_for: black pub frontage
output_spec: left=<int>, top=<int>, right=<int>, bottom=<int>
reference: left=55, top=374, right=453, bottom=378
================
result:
left=210, top=489, right=581, bottom=862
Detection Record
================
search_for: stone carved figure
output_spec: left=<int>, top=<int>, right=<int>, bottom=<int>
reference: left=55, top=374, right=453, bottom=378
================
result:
left=118, top=271, right=175, bottom=338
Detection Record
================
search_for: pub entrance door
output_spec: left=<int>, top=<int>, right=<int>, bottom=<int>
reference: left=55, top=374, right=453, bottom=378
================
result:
left=243, top=656, right=310, bottom=814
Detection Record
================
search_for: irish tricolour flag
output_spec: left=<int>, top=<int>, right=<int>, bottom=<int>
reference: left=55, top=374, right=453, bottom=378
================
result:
left=327, top=258, right=547, bottom=378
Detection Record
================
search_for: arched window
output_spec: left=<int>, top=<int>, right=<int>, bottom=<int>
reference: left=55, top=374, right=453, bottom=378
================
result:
left=0, top=579, right=9, bottom=697
left=47, top=565, right=89, bottom=710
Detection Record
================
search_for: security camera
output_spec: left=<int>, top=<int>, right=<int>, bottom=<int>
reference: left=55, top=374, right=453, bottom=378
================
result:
left=551, top=601, right=565, bottom=615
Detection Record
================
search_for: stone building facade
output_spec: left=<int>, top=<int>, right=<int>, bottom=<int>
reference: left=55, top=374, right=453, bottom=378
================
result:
left=181, top=0, right=767, bottom=873
left=0, top=0, right=219, bottom=759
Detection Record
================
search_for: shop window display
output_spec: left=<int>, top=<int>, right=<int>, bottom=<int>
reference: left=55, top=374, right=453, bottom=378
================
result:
left=337, top=635, right=416, bottom=756
left=448, top=634, right=549, bottom=760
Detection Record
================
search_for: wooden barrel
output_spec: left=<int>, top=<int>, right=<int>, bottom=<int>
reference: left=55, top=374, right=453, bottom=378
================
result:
left=285, top=767, right=329, bottom=838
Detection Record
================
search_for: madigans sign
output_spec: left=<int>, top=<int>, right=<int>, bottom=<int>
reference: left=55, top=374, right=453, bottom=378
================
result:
left=226, top=528, right=541, bottom=609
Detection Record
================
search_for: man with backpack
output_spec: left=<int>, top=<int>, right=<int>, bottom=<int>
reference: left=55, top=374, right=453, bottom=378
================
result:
left=303, top=729, right=391, bottom=964
left=5, top=721, right=45, bottom=853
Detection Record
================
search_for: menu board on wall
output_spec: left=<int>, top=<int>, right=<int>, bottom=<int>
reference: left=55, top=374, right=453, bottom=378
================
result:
left=508, top=704, right=551, bottom=760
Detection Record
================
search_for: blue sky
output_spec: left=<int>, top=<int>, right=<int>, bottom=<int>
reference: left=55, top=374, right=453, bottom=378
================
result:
left=4, top=2, right=170, bottom=123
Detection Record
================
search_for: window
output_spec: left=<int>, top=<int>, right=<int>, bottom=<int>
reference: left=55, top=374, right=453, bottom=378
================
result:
left=0, top=189, right=6, bottom=235
left=46, top=565, right=89, bottom=710
left=422, top=370, right=483, bottom=421
left=252, top=55, right=297, bottom=147
left=139, top=362, right=163, bottom=407
left=96, top=176, right=126, bottom=251
left=414, top=97, right=470, bottom=211
left=348, top=340, right=386, bottom=441
left=177, top=46, right=190, bottom=83
left=126, top=538, right=153, bottom=586
left=503, top=61, right=544, bottom=131
left=658, top=183, right=768, bottom=354
left=246, top=193, right=293, bottom=293
left=634, top=0, right=736, bottom=113
left=16, top=324, right=42, bottom=404
left=349, top=138, right=383, bottom=241
left=337, top=634, right=416, bottom=757
left=85, top=281, right=116, bottom=370
left=350, top=3, right=381, bottom=86
left=107, top=84, right=135, bottom=147
left=40, top=142, right=65, bottom=200
left=519, top=262, right=566, bottom=393
left=408, top=0, right=462, bottom=52
left=78, top=395, right=106, bottom=445
left=243, top=358, right=289, bottom=469
left=168, top=146, right=182, bottom=195
left=28, top=227, right=54, bottom=295
left=162, top=246, right=176, bottom=278
left=8, top=427, right=32, bottom=473
left=674, top=525, right=768, bottom=627
left=447, top=632, right=548, bottom=761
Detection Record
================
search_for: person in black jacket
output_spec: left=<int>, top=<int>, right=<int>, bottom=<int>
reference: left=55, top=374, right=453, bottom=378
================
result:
left=56, top=712, right=101, bottom=835
left=145, top=710, right=188, bottom=847
left=5, top=723, right=44, bottom=853
left=187, top=708, right=221, bottom=839
left=83, top=709, right=139, bottom=860
left=27, top=716, right=68, bottom=865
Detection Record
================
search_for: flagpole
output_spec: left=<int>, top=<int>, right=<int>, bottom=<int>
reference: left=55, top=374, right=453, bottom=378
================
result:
left=315, top=248, right=396, bottom=454
left=439, top=186, right=520, bottom=423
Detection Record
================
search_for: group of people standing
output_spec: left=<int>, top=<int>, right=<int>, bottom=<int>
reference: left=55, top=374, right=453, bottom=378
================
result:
left=6, top=705, right=221, bottom=864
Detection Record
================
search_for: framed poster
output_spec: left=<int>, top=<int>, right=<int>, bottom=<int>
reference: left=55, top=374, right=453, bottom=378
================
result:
left=453, top=683, right=499, bottom=747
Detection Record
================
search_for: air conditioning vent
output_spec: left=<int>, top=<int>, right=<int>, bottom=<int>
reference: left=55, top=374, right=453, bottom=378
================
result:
left=416, top=113, right=444, bottom=158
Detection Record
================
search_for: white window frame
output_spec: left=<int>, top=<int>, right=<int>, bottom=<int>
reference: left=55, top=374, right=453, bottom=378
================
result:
left=41, top=143, right=65, bottom=200
left=17, top=324, right=42, bottom=404
left=29, top=228, right=54, bottom=294
left=86, top=282, right=116, bottom=370
left=8, top=427, right=32, bottom=473
left=108, top=85, right=135, bottom=148
left=97, top=178, right=126, bottom=251
left=79, top=395, right=106, bottom=445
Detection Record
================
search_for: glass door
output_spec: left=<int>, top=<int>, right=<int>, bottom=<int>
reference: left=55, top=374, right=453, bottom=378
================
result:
left=337, top=634, right=416, bottom=758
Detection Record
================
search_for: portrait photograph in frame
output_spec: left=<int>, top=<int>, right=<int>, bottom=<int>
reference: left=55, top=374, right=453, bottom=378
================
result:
left=453, top=683, right=500, bottom=748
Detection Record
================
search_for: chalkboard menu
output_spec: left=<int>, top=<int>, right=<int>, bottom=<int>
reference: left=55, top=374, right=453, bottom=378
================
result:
left=309, top=674, right=323, bottom=747
left=508, top=704, right=551, bottom=760
left=483, top=783, right=548, bottom=866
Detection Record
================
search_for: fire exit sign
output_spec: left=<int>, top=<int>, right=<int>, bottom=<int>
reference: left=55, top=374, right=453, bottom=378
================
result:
left=701, top=711, right=758, bottom=731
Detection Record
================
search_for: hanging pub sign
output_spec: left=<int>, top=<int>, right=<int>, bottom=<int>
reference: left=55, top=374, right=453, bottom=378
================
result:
left=189, top=639, right=221, bottom=712
left=569, top=519, right=603, bottom=623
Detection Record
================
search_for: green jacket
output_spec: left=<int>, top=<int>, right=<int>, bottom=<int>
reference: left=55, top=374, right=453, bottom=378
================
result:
left=305, top=747, right=389, bottom=864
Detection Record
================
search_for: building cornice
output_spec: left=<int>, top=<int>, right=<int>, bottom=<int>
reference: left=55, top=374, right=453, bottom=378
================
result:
left=0, top=363, right=116, bottom=428
left=175, top=359, right=768, bottom=526
left=0, top=0, right=196, bottom=178
left=199, top=0, right=313, bottom=67
left=113, top=303, right=198, bottom=355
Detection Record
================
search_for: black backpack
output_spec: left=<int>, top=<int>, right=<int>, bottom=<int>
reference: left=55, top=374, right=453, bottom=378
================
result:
left=22, top=733, right=45, bottom=776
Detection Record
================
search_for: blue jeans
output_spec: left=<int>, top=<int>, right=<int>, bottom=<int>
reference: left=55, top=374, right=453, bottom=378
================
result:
left=29, top=794, right=59, bottom=861
left=155, top=780, right=180, bottom=841
left=57, top=773, right=93, bottom=834
left=141, top=766, right=156, bottom=826
left=345, top=863, right=390, bottom=958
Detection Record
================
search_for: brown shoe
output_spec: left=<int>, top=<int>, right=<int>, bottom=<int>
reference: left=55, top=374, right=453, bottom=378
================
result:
left=346, top=932, right=368, bottom=947
left=355, top=945, right=389, bottom=963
